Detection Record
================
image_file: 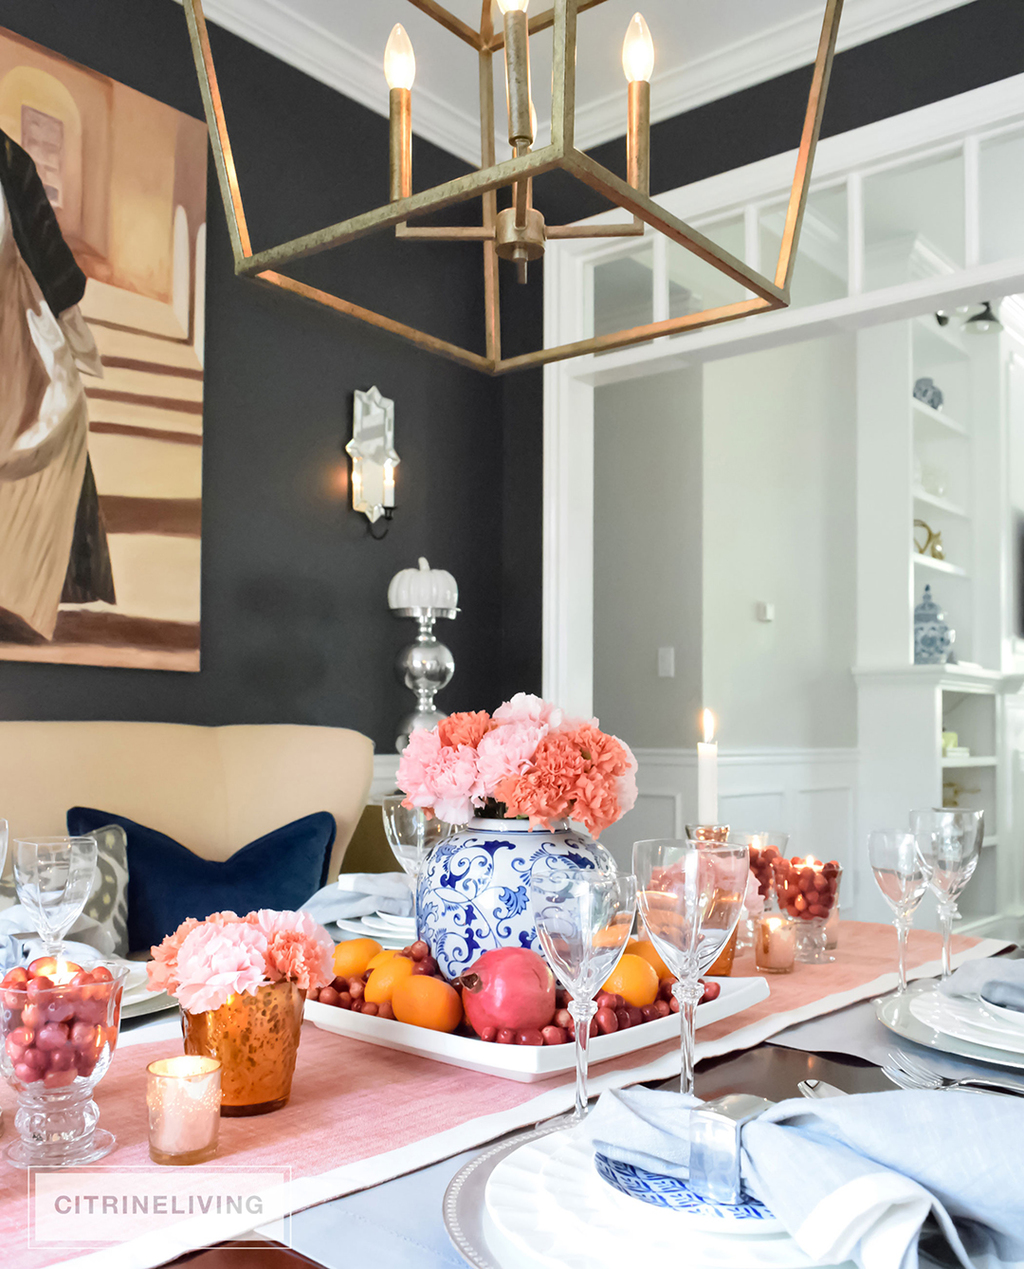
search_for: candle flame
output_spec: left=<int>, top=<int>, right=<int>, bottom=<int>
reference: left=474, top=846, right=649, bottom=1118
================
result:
left=701, top=708, right=716, bottom=744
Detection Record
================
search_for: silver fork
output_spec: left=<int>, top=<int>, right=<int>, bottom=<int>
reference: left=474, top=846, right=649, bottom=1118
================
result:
left=883, top=1049, right=1024, bottom=1098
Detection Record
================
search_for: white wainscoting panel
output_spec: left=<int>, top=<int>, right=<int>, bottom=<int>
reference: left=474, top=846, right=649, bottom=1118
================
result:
left=600, top=748, right=862, bottom=912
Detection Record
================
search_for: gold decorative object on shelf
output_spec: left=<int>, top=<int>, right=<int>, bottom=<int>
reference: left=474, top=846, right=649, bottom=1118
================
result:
left=914, top=519, right=945, bottom=559
left=183, top=0, right=844, bottom=375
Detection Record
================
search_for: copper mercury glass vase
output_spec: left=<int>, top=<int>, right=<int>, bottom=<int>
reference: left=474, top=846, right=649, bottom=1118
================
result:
left=182, top=981, right=304, bottom=1116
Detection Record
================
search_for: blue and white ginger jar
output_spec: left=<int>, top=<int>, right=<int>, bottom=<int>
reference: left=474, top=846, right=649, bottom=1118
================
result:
left=417, top=818, right=613, bottom=980
left=914, top=584, right=954, bottom=665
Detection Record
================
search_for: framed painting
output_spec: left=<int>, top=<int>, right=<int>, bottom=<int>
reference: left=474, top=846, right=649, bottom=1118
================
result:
left=0, top=27, right=206, bottom=671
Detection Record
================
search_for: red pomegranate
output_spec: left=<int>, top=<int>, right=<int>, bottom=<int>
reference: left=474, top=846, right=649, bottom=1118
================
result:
left=459, top=949, right=556, bottom=1038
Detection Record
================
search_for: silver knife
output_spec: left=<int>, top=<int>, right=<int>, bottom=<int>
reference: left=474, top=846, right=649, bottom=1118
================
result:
left=798, top=1079, right=848, bottom=1099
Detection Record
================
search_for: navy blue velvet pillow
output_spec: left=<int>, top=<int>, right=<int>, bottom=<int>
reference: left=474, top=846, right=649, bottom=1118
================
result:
left=66, top=808, right=336, bottom=953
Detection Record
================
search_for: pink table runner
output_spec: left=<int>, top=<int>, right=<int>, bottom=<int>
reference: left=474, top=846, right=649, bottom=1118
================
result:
left=0, top=923, right=1007, bottom=1269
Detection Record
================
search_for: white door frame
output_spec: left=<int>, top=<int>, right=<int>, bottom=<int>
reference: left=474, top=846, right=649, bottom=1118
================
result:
left=542, top=75, right=1024, bottom=717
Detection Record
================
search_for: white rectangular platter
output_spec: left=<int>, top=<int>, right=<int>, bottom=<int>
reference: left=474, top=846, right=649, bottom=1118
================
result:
left=304, top=975, right=769, bottom=1083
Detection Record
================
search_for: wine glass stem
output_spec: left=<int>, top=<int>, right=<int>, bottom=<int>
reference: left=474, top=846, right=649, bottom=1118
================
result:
left=895, top=917, right=910, bottom=994
left=673, top=978, right=704, bottom=1097
left=938, top=903, right=956, bottom=979
left=568, top=999, right=597, bottom=1121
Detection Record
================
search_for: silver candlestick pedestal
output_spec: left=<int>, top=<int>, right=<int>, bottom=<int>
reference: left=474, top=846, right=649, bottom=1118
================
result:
left=393, top=606, right=457, bottom=752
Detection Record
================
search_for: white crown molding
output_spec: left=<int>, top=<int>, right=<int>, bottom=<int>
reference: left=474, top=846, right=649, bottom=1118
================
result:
left=174, top=0, right=483, bottom=164
left=178, top=0, right=974, bottom=167
left=571, top=0, right=976, bottom=151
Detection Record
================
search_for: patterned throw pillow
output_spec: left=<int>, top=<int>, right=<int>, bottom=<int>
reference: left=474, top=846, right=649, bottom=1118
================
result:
left=0, top=824, right=130, bottom=958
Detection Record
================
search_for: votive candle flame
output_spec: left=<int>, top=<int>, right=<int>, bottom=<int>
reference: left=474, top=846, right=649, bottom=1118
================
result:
left=755, top=915, right=796, bottom=974
left=147, top=1056, right=222, bottom=1165
left=697, top=708, right=718, bottom=826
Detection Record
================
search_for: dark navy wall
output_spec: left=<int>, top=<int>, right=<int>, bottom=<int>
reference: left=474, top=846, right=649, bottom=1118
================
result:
left=0, top=0, right=513, bottom=752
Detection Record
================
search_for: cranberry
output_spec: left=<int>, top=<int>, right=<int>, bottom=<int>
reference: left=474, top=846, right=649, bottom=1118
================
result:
left=377, top=1002, right=395, bottom=1020
left=319, top=987, right=341, bottom=1008
left=541, top=1025, right=568, bottom=1045
left=337, top=992, right=353, bottom=1010
left=596, top=1007, right=618, bottom=1034
left=479, top=1026, right=498, bottom=1042
left=37, top=1023, right=69, bottom=1051
left=496, top=1028, right=517, bottom=1044
left=361, top=1002, right=379, bottom=1017
left=410, top=941, right=430, bottom=961
left=516, top=1029, right=544, bottom=1046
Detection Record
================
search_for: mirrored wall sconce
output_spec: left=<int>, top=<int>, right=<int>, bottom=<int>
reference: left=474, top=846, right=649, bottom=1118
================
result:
left=347, top=387, right=400, bottom=537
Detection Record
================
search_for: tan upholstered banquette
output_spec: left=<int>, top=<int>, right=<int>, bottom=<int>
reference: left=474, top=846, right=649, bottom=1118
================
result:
left=0, top=721, right=373, bottom=881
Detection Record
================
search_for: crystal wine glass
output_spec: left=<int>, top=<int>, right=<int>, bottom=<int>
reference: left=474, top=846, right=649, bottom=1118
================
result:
left=14, top=837, right=98, bottom=956
left=868, top=830, right=931, bottom=994
left=529, top=867, right=636, bottom=1122
left=909, top=808, right=983, bottom=979
left=381, top=797, right=455, bottom=936
left=633, top=838, right=748, bottom=1097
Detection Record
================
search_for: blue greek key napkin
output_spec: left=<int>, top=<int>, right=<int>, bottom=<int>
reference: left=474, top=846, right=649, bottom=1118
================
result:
left=939, top=958, right=1024, bottom=1013
left=583, top=1086, right=1024, bottom=1269
left=301, top=873, right=413, bottom=929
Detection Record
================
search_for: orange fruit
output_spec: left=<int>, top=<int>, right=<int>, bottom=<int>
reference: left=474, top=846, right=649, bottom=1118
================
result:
left=602, top=953, right=659, bottom=1007
left=332, top=938, right=383, bottom=979
left=366, top=948, right=401, bottom=972
left=626, top=938, right=671, bottom=981
left=364, top=955, right=415, bottom=1004
left=391, top=976, right=463, bottom=1033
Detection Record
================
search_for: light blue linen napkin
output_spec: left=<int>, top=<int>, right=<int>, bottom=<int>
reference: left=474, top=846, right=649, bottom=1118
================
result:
left=939, top=958, right=1024, bottom=1012
left=301, top=873, right=413, bottom=933
left=583, top=1086, right=1024, bottom=1269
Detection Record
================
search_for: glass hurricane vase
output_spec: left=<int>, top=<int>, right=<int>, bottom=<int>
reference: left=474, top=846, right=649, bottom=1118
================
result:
left=0, top=963, right=130, bottom=1167
left=182, top=981, right=304, bottom=1116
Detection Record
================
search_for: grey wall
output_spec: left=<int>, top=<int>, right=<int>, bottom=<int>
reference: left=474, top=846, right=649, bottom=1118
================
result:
left=593, top=368, right=703, bottom=748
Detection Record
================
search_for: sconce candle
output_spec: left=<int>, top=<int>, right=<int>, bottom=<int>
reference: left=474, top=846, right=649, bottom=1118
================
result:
left=697, top=708, right=718, bottom=826
left=754, top=915, right=796, bottom=974
left=147, top=1056, right=222, bottom=1166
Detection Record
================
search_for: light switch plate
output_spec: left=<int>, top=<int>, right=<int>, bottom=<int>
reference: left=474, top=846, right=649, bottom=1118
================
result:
left=657, top=647, right=675, bottom=677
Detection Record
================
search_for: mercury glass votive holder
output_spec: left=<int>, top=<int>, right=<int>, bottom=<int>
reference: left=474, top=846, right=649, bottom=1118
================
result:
left=685, top=824, right=731, bottom=844
left=754, top=915, right=796, bottom=974
left=147, top=1056, right=222, bottom=1165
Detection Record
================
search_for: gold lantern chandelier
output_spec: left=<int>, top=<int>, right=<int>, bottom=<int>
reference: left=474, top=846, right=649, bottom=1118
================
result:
left=184, top=0, right=844, bottom=375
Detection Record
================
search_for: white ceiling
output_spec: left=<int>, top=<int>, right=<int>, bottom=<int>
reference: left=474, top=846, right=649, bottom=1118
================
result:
left=191, top=0, right=974, bottom=165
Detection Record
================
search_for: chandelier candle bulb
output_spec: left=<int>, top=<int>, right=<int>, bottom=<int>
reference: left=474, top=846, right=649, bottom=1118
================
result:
left=384, top=24, right=415, bottom=201
left=754, top=916, right=796, bottom=974
left=147, top=1056, right=222, bottom=1166
left=500, top=0, right=533, bottom=151
left=623, top=13, right=653, bottom=195
left=697, top=708, right=718, bottom=826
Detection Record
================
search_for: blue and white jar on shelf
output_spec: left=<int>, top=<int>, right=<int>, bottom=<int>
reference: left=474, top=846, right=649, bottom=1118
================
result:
left=914, top=584, right=955, bottom=665
left=417, top=818, right=613, bottom=980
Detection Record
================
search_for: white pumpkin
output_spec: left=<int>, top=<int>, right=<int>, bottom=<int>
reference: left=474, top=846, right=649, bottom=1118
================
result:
left=388, top=557, right=458, bottom=610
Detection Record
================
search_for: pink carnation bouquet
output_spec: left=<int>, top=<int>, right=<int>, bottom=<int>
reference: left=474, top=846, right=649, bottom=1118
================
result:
left=397, top=692, right=638, bottom=837
left=147, top=908, right=335, bottom=1014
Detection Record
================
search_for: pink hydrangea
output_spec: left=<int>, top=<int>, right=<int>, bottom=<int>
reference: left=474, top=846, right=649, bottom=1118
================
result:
left=146, top=911, right=244, bottom=994
left=617, top=740, right=639, bottom=816
left=174, top=920, right=270, bottom=1013
left=476, top=721, right=546, bottom=790
left=250, top=909, right=335, bottom=990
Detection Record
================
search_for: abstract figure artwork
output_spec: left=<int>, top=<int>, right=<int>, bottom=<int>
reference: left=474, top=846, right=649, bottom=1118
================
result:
left=0, top=27, right=207, bottom=670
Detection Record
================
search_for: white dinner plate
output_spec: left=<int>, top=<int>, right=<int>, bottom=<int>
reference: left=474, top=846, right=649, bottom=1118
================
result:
left=909, top=991, right=1024, bottom=1055
left=979, top=997, right=1024, bottom=1030
left=482, top=1128, right=840, bottom=1269
left=876, top=988, right=1024, bottom=1072
left=359, top=913, right=416, bottom=937
left=305, top=976, right=770, bottom=1083
left=332, top=918, right=407, bottom=948
left=373, top=909, right=417, bottom=929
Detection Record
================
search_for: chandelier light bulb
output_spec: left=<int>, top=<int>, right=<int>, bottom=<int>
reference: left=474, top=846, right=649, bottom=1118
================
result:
left=497, top=0, right=530, bottom=13
left=384, top=24, right=416, bottom=91
left=622, top=13, right=655, bottom=83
